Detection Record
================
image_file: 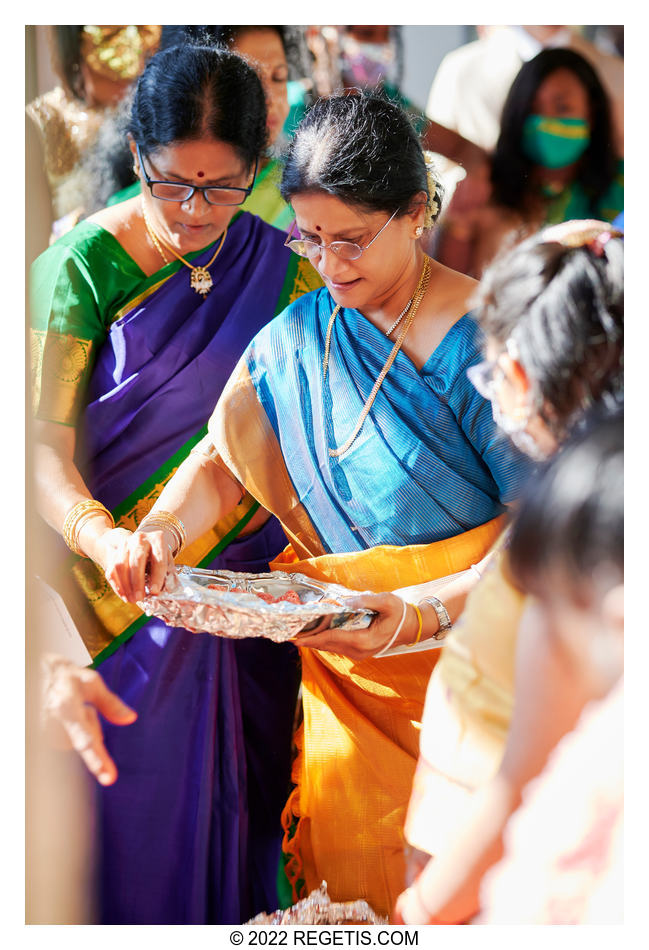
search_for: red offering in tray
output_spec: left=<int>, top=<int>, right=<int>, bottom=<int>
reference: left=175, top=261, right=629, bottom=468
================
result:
left=208, top=584, right=303, bottom=605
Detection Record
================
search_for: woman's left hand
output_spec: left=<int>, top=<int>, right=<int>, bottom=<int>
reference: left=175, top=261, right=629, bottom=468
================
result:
left=295, top=592, right=417, bottom=661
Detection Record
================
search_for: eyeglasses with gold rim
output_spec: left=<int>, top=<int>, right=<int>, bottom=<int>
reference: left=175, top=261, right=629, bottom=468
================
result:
left=284, top=207, right=401, bottom=261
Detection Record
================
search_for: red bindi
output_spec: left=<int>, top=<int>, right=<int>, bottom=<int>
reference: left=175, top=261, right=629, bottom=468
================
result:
left=197, top=170, right=205, bottom=178
left=315, top=225, right=322, bottom=231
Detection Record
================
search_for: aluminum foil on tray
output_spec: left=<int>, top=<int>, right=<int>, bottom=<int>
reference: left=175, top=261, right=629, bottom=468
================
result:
left=137, top=566, right=376, bottom=642
left=248, top=880, right=387, bottom=925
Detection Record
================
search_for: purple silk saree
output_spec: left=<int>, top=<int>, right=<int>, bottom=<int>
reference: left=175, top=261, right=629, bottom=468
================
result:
left=32, top=211, right=319, bottom=923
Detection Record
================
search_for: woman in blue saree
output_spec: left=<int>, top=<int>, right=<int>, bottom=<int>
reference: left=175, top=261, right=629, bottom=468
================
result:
left=31, top=44, right=319, bottom=923
left=104, top=93, right=531, bottom=916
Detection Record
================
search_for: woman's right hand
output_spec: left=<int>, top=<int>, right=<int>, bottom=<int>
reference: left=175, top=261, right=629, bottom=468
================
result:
left=93, top=526, right=176, bottom=603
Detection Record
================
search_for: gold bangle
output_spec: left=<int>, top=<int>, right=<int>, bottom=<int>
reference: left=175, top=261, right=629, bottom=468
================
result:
left=62, top=499, right=115, bottom=557
left=138, top=510, right=187, bottom=558
left=410, top=603, right=423, bottom=645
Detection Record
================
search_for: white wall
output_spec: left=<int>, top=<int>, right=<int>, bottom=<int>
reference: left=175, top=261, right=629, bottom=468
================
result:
left=400, top=25, right=473, bottom=112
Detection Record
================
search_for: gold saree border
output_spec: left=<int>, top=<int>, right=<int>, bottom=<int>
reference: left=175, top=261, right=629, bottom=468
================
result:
left=209, top=359, right=327, bottom=560
left=286, top=258, right=323, bottom=305
left=31, top=328, right=95, bottom=425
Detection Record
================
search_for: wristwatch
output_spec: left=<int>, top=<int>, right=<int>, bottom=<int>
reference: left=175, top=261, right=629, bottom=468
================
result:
left=418, top=595, right=452, bottom=640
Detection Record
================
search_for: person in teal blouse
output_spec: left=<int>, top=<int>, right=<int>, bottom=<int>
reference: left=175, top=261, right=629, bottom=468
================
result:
left=435, top=47, right=623, bottom=278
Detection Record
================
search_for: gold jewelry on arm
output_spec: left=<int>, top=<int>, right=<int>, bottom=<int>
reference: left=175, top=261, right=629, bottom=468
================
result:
left=63, top=499, right=115, bottom=557
left=137, top=510, right=187, bottom=558
left=418, top=595, right=452, bottom=640
left=410, top=603, right=423, bottom=644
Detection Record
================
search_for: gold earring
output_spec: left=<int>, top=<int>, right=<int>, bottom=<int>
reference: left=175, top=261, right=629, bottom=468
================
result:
left=415, top=226, right=424, bottom=238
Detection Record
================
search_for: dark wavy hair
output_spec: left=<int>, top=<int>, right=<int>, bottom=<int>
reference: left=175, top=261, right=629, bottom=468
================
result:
left=472, top=226, right=623, bottom=439
left=128, top=43, right=267, bottom=168
left=280, top=92, right=441, bottom=222
left=508, top=408, right=623, bottom=597
left=490, top=48, right=618, bottom=214
left=159, top=25, right=310, bottom=81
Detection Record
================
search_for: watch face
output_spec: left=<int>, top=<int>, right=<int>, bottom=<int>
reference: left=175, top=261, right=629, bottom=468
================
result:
left=420, top=596, right=451, bottom=637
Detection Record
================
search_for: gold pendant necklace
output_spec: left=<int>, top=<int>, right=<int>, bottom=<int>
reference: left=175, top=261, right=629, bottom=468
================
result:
left=323, top=255, right=432, bottom=458
left=141, top=200, right=228, bottom=297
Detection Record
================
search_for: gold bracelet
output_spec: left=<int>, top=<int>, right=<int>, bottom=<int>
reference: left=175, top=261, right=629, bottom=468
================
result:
left=62, top=499, right=115, bottom=557
left=410, top=603, right=423, bottom=644
left=138, top=510, right=187, bottom=558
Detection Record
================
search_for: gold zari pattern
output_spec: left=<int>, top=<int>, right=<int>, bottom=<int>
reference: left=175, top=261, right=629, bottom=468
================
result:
left=31, top=329, right=94, bottom=424
left=289, top=258, right=324, bottom=303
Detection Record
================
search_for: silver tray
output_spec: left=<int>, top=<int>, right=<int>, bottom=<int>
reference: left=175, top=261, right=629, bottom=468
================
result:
left=138, top=566, right=376, bottom=642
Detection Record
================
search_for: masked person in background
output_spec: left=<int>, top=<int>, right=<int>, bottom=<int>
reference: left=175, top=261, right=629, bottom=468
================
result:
left=434, top=48, right=623, bottom=278
left=339, top=25, right=403, bottom=93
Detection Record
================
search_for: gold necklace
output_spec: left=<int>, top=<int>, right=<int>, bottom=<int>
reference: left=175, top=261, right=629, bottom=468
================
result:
left=141, top=200, right=228, bottom=297
left=323, top=255, right=432, bottom=458
left=142, top=205, right=170, bottom=265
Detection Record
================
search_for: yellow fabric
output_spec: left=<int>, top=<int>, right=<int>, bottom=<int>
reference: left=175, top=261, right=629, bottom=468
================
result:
left=404, top=533, right=527, bottom=857
left=272, top=515, right=505, bottom=918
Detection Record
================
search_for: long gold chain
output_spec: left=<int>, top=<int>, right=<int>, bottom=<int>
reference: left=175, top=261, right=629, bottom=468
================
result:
left=323, top=255, right=432, bottom=458
left=140, top=199, right=228, bottom=297
left=142, top=203, right=170, bottom=264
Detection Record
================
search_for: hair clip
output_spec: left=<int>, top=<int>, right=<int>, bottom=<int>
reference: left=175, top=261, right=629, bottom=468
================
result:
left=587, top=231, right=614, bottom=257
left=541, top=219, right=622, bottom=255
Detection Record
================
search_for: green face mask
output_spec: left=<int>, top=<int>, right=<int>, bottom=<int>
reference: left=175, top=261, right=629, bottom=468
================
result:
left=522, top=114, right=591, bottom=169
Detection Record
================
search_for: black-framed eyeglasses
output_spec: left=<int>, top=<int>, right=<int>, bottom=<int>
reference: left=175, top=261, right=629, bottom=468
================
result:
left=136, top=142, right=257, bottom=206
left=284, top=207, right=400, bottom=261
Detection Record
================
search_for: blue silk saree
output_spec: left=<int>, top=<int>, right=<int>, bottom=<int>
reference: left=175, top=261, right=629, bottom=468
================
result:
left=207, top=284, right=531, bottom=915
left=30, top=211, right=321, bottom=923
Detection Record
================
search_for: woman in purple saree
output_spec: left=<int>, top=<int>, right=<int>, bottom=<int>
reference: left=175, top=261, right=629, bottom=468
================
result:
left=30, top=44, right=319, bottom=923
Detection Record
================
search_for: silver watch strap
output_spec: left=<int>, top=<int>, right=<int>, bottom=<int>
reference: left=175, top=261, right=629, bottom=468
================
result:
left=419, top=595, right=452, bottom=640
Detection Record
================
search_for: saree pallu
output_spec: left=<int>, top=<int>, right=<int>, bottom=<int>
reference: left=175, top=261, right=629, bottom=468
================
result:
left=207, top=287, right=530, bottom=915
left=30, top=212, right=321, bottom=923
